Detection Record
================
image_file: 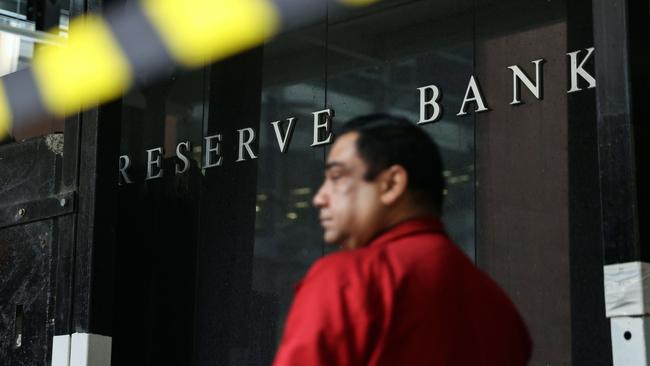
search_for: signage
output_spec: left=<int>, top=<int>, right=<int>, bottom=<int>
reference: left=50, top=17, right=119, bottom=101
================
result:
left=119, top=47, right=596, bottom=185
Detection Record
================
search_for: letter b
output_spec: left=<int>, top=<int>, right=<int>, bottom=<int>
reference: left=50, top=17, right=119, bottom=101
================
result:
left=417, top=85, right=442, bottom=124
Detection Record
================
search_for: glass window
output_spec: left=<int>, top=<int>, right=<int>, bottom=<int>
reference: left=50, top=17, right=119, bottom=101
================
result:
left=119, top=68, right=208, bottom=183
left=246, top=1, right=476, bottom=363
left=250, top=21, right=328, bottom=364
left=0, top=0, right=28, bottom=19
left=0, top=17, right=34, bottom=76
left=114, top=66, right=210, bottom=366
left=113, top=0, right=585, bottom=364
left=0, top=1, right=69, bottom=141
left=326, top=0, right=475, bottom=256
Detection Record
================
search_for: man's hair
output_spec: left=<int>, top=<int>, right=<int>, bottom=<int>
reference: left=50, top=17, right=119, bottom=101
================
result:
left=337, top=114, right=446, bottom=211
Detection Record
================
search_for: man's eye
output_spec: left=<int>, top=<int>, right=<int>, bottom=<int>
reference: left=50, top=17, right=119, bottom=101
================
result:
left=328, top=173, right=342, bottom=181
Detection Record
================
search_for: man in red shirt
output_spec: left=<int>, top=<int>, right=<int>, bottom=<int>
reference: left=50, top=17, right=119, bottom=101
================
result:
left=273, top=114, right=532, bottom=365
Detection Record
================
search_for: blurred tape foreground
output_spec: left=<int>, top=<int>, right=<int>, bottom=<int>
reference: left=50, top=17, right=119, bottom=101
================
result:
left=0, top=0, right=378, bottom=140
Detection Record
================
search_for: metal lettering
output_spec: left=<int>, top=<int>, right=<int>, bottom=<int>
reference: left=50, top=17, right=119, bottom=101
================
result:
left=204, top=134, right=222, bottom=168
left=508, top=59, right=545, bottom=105
left=457, top=75, right=489, bottom=116
left=417, top=85, right=442, bottom=124
left=311, top=108, right=334, bottom=147
left=567, top=47, right=596, bottom=93
left=237, top=128, right=258, bottom=162
left=145, top=147, right=163, bottom=180
left=118, top=155, right=133, bottom=185
left=175, top=141, right=191, bottom=174
left=271, top=117, right=297, bottom=153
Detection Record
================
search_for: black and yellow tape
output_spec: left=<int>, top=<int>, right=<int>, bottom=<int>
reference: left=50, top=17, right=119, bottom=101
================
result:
left=0, top=0, right=378, bottom=140
left=0, top=84, right=10, bottom=138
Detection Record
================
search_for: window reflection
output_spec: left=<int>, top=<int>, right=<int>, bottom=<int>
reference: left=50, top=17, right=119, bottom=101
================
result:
left=249, top=1, right=476, bottom=363
left=114, top=1, right=477, bottom=363
left=327, top=9, right=475, bottom=257
left=0, top=28, right=32, bottom=77
left=252, top=26, right=327, bottom=358
left=0, top=1, right=27, bottom=18
left=0, top=6, right=68, bottom=141
left=120, top=68, right=208, bottom=181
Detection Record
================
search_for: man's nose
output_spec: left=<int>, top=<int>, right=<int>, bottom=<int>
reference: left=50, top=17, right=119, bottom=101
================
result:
left=313, top=183, right=327, bottom=208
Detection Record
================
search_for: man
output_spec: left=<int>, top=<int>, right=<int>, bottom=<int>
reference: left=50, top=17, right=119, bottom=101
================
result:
left=273, top=114, right=532, bottom=365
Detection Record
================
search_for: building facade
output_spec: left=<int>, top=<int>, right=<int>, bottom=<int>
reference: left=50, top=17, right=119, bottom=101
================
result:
left=0, top=0, right=647, bottom=365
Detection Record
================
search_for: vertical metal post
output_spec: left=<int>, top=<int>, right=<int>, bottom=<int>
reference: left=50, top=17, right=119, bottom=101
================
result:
left=592, top=0, right=650, bottom=364
left=51, top=1, right=124, bottom=365
left=567, top=0, right=612, bottom=364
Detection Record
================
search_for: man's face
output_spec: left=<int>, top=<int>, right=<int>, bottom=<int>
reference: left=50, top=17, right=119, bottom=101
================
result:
left=313, top=132, right=385, bottom=249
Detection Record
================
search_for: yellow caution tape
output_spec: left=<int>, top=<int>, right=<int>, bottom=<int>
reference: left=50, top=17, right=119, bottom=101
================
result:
left=141, top=0, right=280, bottom=68
left=0, top=83, right=11, bottom=139
left=32, top=15, right=133, bottom=116
left=0, top=0, right=378, bottom=138
left=339, top=0, right=380, bottom=6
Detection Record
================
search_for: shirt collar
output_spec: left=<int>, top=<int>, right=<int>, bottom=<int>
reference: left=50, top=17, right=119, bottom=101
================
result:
left=367, top=216, right=446, bottom=248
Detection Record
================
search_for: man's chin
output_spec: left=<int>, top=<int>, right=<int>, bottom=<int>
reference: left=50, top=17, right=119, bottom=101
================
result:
left=323, top=231, right=342, bottom=246
left=323, top=234, right=337, bottom=245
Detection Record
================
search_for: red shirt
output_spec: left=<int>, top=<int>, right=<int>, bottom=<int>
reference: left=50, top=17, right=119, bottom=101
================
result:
left=273, top=217, right=532, bottom=366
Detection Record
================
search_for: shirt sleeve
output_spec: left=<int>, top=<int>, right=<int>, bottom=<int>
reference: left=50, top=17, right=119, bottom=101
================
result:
left=272, top=257, right=379, bottom=366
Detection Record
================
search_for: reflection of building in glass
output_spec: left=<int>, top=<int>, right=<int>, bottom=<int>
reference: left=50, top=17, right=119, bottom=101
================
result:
left=0, top=3, right=68, bottom=140
left=247, top=6, right=477, bottom=352
left=0, top=15, right=34, bottom=76
left=0, top=0, right=28, bottom=18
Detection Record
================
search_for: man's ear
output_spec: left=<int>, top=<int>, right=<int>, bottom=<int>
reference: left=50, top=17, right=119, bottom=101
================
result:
left=379, top=165, right=408, bottom=205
